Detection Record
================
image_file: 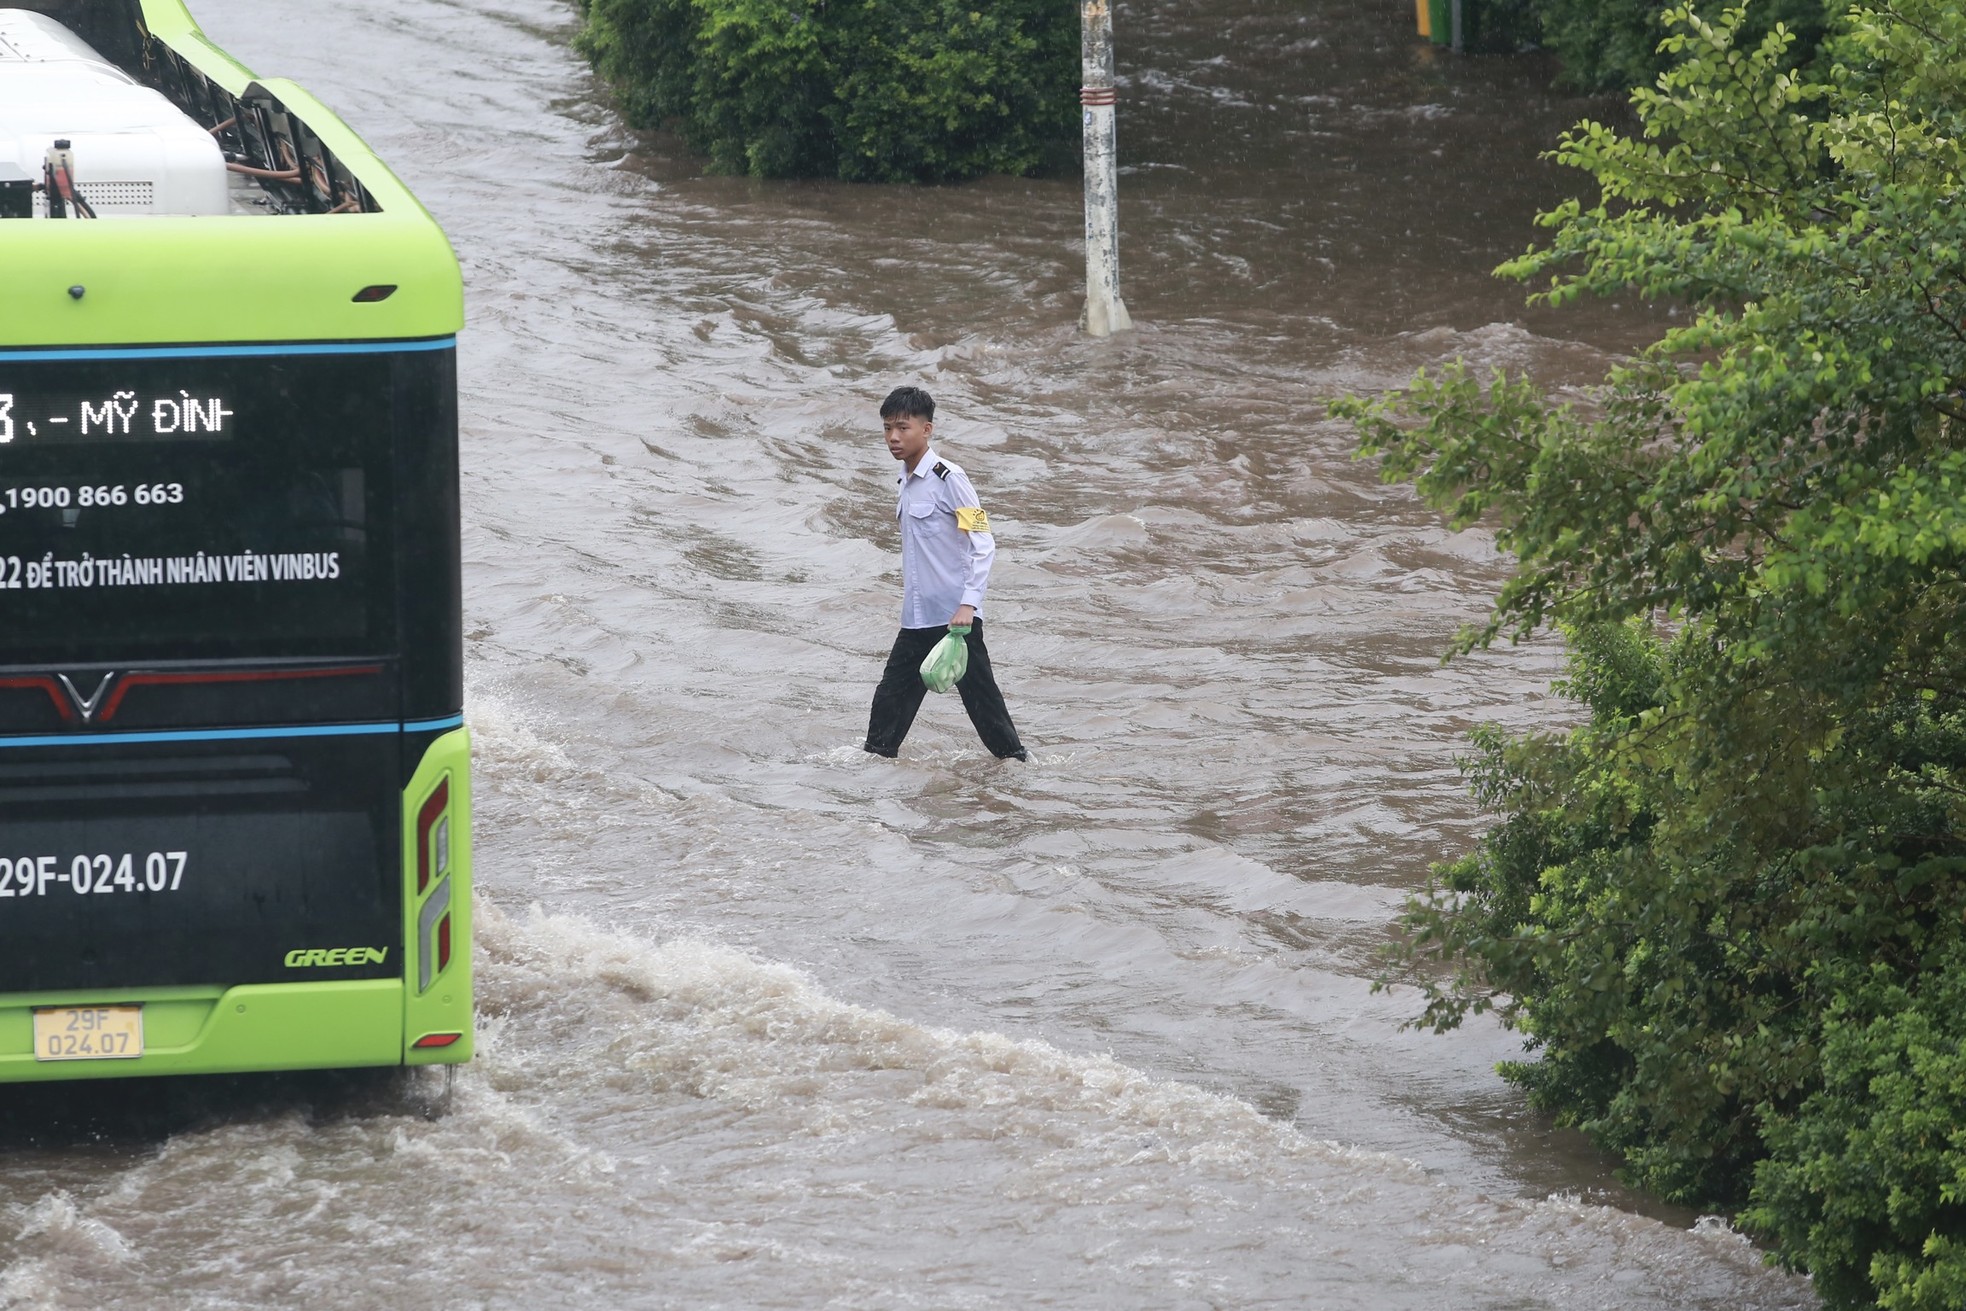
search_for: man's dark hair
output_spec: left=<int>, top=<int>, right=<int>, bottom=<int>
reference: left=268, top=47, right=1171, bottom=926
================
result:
left=879, top=386, right=935, bottom=422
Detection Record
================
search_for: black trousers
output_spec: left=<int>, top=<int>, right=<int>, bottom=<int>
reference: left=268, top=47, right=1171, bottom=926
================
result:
left=865, top=619, right=1025, bottom=759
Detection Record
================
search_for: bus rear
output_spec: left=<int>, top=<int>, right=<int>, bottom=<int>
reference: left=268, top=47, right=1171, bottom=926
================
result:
left=0, top=0, right=471, bottom=1080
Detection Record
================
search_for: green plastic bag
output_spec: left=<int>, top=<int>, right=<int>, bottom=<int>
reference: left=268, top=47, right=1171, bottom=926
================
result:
left=919, top=625, right=970, bottom=694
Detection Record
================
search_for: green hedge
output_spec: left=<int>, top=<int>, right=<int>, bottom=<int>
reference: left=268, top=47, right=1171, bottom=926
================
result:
left=573, top=0, right=1076, bottom=182
left=1337, top=3, right=1966, bottom=1305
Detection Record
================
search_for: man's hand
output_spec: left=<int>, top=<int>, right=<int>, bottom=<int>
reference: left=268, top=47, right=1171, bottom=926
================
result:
left=949, top=605, right=975, bottom=629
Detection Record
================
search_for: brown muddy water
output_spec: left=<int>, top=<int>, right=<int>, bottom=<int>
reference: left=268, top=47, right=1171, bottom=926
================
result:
left=0, top=1, right=1814, bottom=1308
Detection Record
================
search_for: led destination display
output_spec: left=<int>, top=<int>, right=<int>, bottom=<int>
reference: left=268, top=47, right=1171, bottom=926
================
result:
left=0, top=387, right=234, bottom=444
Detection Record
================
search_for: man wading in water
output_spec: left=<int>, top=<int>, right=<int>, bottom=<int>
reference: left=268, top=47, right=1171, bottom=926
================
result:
left=863, top=386, right=1028, bottom=761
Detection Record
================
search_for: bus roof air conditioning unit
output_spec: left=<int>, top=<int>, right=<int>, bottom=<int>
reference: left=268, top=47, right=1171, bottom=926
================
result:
left=0, top=7, right=228, bottom=216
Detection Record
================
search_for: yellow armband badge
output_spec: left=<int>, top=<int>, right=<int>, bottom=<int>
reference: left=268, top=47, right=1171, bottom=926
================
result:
left=955, top=506, right=991, bottom=533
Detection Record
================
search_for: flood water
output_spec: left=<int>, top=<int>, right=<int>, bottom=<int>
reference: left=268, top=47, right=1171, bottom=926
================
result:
left=0, top=0, right=1815, bottom=1307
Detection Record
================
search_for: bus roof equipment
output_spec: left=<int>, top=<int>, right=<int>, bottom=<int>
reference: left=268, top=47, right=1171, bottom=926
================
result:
left=0, top=7, right=228, bottom=217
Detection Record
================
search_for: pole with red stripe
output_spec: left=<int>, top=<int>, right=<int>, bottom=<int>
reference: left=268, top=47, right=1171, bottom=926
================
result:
left=1080, top=0, right=1133, bottom=337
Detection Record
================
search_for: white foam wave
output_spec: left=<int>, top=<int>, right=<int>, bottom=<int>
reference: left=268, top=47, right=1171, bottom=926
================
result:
left=0, top=1195, right=132, bottom=1311
left=477, top=896, right=1422, bottom=1175
left=10, top=1194, right=131, bottom=1265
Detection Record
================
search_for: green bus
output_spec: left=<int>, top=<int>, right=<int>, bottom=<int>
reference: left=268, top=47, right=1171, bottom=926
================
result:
left=0, top=0, right=471, bottom=1079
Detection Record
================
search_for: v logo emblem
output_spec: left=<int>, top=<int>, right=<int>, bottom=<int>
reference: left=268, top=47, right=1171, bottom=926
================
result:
left=56, top=673, right=116, bottom=723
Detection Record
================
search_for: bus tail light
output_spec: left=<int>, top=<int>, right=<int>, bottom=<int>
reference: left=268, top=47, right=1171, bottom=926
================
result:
left=412, top=1032, right=461, bottom=1049
left=415, top=773, right=453, bottom=993
left=416, top=776, right=449, bottom=894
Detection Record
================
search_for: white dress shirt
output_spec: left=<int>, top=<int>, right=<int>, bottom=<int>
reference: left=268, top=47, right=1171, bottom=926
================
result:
left=896, top=447, right=995, bottom=628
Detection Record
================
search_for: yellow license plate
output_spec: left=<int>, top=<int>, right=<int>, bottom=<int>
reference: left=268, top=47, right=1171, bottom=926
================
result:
left=32, top=1006, right=143, bottom=1061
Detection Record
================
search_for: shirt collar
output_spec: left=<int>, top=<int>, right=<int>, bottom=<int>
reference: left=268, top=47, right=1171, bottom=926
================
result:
left=898, top=446, right=939, bottom=484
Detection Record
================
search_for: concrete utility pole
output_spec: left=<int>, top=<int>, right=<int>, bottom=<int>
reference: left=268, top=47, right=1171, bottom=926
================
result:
left=1080, top=0, right=1132, bottom=337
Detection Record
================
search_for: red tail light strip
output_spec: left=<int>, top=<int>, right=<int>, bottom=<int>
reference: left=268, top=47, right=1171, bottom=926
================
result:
left=97, top=664, right=384, bottom=722
left=0, top=676, right=74, bottom=723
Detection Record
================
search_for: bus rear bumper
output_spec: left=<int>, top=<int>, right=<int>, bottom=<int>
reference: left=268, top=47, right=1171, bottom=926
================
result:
left=0, top=979, right=473, bottom=1082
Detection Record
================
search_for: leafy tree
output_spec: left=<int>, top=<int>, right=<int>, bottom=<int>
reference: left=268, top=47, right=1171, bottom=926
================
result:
left=1524, top=0, right=1840, bottom=92
left=1333, top=3, right=1966, bottom=1303
left=572, top=0, right=698, bottom=134
left=573, top=0, right=1075, bottom=182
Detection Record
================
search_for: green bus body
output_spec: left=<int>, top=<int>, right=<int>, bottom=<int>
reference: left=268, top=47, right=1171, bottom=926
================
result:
left=0, top=0, right=471, bottom=1080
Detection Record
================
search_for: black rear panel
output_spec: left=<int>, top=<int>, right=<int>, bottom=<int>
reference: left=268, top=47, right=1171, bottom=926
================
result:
left=0, top=342, right=459, bottom=993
